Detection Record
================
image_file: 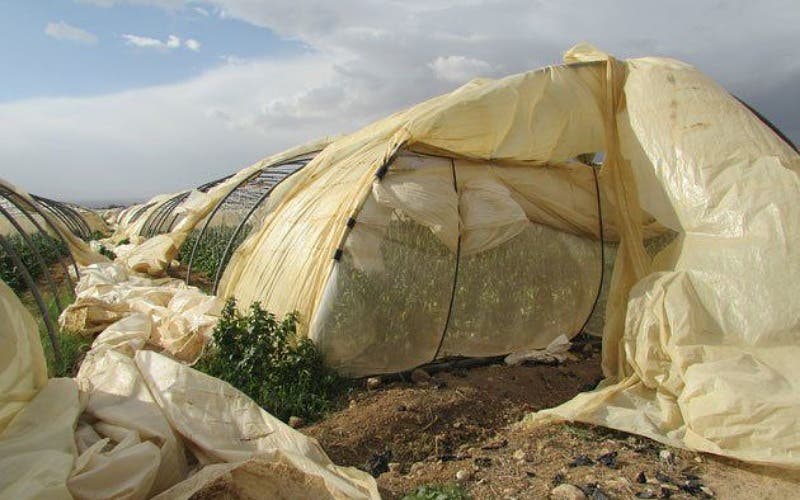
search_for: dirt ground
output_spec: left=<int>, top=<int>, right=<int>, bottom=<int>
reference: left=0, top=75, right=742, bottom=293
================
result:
left=167, top=263, right=212, bottom=292
left=304, top=339, right=800, bottom=499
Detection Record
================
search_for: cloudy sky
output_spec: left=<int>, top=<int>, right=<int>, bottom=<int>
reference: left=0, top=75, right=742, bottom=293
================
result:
left=1, top=1, right=798, bottom=205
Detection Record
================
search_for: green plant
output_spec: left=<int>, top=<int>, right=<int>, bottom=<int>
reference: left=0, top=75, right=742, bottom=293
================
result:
left=1, top=232, right=69, bottom=294
left=0, top=231, right=86, bottom=376
left=178, top=225, right=242, bottom=277
left=402, top=484, right=470, bottom=500
left=317, top=211, right=602, bottom=366
left=87, top=230, right=106, bottom=241
left=40, top=328, right=91, bottom=377
left=17, top=284, right=89, bottom=377
left=98, top=244, right=116, bottom=260
left=196, top=298, right=350, bottom=422
left=118, top=237, right=131, bottom=245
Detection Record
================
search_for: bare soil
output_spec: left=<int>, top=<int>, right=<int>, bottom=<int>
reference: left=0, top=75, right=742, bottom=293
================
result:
left=166, top=263, right=213, bottom=292
left=304, top=340, right=800, bottom=499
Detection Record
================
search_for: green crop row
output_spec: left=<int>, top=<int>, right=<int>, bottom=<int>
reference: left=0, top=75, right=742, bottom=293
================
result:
left=23, top=287, right=91, bottom=378
left=178, top=223, right=251, bottom=287
left=1, top=232, right=69, bottom=294
left=0, top=231, right=88, bottom=378
left=195, top=298, right=350, bottom=423
left=318, top=213, right=603, bottom=365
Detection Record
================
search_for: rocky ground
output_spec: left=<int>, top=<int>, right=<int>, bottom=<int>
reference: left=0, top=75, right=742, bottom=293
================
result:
left=303, top=338, right=800, bottom=499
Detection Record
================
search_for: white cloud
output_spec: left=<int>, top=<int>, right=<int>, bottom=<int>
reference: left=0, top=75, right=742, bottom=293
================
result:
left=185, top=38, right=201, bottom=51
left=44, top=21, right=98, bottom=45
left=0, top=55, right=347, bottom=202
left=122, top=33, right=198, bottom=51
left=220, top=54, right=247, bottom=65
left=193, top=6, right=210, bottom=16
left=122, top=33, right=169, bottom=48
left=428, top=56, right=495, bottom=83
left=10, top=0, right=800, bottom=202
left=77, top=0, right=184, bottom=7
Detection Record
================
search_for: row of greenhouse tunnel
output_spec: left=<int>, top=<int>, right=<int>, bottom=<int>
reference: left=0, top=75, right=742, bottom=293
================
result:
left=5, top=47, right=800, bottom=487
left=3, top=133, right=686, bottom=382
left=2, top=142, right=679, bottom=377
left=0, top=184, right=109, bottom=369
left=0, top=148, right=319, bottom=372
left=116, top=149, right=318, bottom=293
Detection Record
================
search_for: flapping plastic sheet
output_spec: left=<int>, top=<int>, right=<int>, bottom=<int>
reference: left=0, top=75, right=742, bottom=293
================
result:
left=533, top=49, right=800, bottom=468
left=61, top=42, right=800, bottom=470
left=0, top=280, right=80, bottom=500
left=2, top=262, right=380, bottom=498
left=59, top=262, right=222, bottom=363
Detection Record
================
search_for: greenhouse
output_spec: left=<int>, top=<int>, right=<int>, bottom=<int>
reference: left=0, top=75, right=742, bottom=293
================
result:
left=137, top=176, right=232, bottom=239
left=103, top=48, right=799, bottom=383
left=122, top=46, right=800, bottom=469
left=182, top=151, right=318, bottom=290
left=0, top=181, right=99, bottom=370
left=3, top=43, right=800, bottom=497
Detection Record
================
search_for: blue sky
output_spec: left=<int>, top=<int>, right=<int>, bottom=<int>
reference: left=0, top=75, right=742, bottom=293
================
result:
left=0, top=1, right=797, bottom=204
left=0, top=0, right=304, bottom=101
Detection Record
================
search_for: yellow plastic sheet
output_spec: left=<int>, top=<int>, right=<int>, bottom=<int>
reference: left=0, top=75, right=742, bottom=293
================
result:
left=101, top=42, right=800, bottom=469
left=0, top=280, right=80, bottom=500
left=534, top=49, right=800, bottom=468
left=219, top=44, right=800, bottom=469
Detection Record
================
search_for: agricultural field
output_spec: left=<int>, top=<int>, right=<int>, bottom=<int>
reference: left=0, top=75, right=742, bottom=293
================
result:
left=1, top=231, right=89, bottom=377
left=195, top=298, right=352, bottom=423
left=316, top=211, right=601, bottom=372
left=0, top=231, right=69, bottom=293
left=177, top=223, right=251, bottom=289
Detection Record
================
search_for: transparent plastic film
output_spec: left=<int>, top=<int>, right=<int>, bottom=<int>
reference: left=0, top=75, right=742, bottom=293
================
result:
left=312, top=154, right=457, bottom=375
left=437, top=160, right=602, bottom=358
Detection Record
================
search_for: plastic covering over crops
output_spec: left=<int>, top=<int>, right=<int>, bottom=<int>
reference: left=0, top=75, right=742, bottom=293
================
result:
left=115, top=44, right=800, bottom=470
left=312, top=152, right=604, bottom=375
left=2, top=42, right=800, bottom=499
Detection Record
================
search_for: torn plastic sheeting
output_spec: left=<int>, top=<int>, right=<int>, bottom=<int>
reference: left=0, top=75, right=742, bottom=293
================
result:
left=532, top=49, right=800, bottom=468
left=136, top=350, right=380, bottom=498
left=63, top=265, right=376, bottom=498
left=89, top=313, right=151, bottom=357
left=152, top=450, right=381, bottom=500
left=505, top=334, right=572, bottom=366
left=0, top=378, right=80, bottom=500
left=123, top=234, right=179, bottom=276
left=59, top=262, right=221, bottom=363
left=1, top=264, right=380, bottom=498
left=68, top=430, right=161, bottom=500
left=73, top=347, right=188, bottom=498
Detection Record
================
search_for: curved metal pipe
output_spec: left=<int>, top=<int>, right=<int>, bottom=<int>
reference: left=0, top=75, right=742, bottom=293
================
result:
left=0, top=233, right=62, bottom=365
left=0, top=204, right=65, bottom=311
left=0, top=187, right=80, bottom=279
left=0, top=191, right=76, bottom=294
